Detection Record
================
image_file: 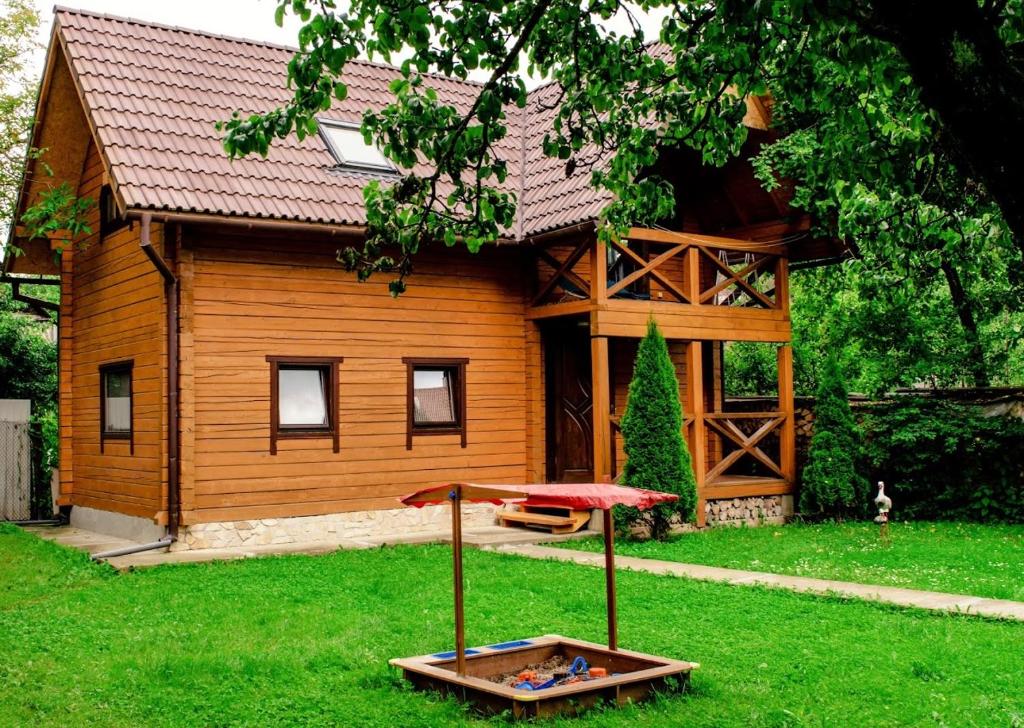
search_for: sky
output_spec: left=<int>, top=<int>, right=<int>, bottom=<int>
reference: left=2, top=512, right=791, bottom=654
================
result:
left=30, top=0, right=305, bottom=71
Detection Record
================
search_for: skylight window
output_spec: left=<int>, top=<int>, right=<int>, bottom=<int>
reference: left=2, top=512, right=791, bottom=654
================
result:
left=318, top=119, right=395, bottom=172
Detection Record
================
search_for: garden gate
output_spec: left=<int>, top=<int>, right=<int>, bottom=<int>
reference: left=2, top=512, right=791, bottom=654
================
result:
left=0, top=400, right=32, bottom=521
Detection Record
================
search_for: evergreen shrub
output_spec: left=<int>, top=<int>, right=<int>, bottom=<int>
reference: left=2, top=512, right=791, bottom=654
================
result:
left=618, top=319, right=697, bottom=537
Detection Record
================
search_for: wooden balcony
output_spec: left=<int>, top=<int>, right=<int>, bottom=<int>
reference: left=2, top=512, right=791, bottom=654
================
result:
left=527, top=227, right=791, bottom=343
left=536, top=228, right=798, bottom=526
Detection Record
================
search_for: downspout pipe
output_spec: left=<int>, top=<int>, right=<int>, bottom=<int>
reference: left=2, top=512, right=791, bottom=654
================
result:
left=90, top=534, right=175, bottom=561
left=94, top=213, right=180, bottom=561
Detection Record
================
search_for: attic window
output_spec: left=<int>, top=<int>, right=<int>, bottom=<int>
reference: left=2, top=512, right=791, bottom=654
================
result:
left=318, top=119, right=395, bottom=172
left=99, top=185, right=127, bottom=239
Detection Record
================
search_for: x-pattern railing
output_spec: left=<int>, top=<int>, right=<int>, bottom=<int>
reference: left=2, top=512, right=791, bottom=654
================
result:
left=702, top=411, right=785, bottom=481
left=532, top=239, right=591, bottom=306
left=698, top=248, right=778, bottom=309
left=606, top=239, right=691, bottom=303
left=532, top=229, right=784, bottom=310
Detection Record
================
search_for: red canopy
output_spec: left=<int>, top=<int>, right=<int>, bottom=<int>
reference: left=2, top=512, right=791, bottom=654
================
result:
left=400, top=482, right=678, bottom=511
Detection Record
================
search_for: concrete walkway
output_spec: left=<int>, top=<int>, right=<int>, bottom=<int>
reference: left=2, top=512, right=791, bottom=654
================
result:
left=491, top=544, right=1024, bottom=622
left=21, top=525, right=598, bottom=571
left=22, top=526, right=1024, bottom=621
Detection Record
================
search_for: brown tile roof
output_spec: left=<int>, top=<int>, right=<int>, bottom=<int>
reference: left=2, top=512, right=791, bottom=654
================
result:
left=52, top=7, right=604, bottom=238
left=521, top=82, right=613, bottom=235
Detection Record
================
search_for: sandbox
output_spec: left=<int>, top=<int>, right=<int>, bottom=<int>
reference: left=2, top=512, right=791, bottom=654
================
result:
left=392, top=634, right=694, bottom=719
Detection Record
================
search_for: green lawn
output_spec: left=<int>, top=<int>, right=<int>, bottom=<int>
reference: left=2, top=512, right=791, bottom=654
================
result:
left=2, top=524, right=1023, bottom=727
left=561, top=521, right=1024, bottom=600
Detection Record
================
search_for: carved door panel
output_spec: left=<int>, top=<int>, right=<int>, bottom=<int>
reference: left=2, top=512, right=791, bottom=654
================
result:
left=545, top=325, right=593, bottom=483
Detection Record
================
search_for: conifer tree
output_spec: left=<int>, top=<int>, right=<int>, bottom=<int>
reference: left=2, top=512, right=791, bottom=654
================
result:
left=800, top=357, right=868, bottom=519
left=618, top=319, right=697, bottom=537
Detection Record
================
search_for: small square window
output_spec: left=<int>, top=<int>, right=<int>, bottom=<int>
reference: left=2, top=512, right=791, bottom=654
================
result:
left=100, top=361, right=133, bottom=453
left=267, top=356, right=343, bottom=454
left=403, top=358, right=468, bottom=449
left=318, top=119, right=396, bottom=172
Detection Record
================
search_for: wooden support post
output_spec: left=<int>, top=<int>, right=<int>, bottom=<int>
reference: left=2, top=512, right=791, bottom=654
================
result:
left=590, top=236, right=608, bottom=304
left=450, top=485, right=466, bottom=676
left=591, top=334, right=612, bottom=482
left=684, top=246, right=702, bottom=303
left=602, top=508, right=618, bottom=651
left=777, top=345, right=796, bottom=486
left=776, top=257, right=790, bottom=314
left=685, top=341, right=707, bottom=527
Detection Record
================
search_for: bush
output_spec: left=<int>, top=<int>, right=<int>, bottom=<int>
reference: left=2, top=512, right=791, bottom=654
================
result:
left=0, top=285, right=57, bottom=406
left=858, top=398, right=1024, bottom=523
left=617, top=319, right=697, bottom=537
left=799, top=357, right=869, bottom=519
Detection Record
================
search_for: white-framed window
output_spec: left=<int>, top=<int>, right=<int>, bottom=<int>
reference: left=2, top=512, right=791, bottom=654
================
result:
left=318, top=119, right=396, bottom=172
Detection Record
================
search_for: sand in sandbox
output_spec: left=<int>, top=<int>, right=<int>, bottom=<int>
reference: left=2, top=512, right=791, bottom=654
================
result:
left=493, top=655, right=575, bottom=687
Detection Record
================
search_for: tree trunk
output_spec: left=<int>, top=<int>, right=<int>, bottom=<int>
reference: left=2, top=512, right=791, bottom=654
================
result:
left=939, top=252, right=990, bottom=387
left=829, top=0, right=1024, bottom=260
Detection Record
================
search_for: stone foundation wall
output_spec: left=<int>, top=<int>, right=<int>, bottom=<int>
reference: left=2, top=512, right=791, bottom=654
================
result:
left=625, top=495, right=791, bottom=538
left=704, top=495, right=788, bottom=527
left=175, top=503, right=499, bottom=551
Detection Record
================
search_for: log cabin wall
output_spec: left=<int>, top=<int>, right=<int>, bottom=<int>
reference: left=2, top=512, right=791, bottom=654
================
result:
left=185, top=232, right=530, bottom=523
left=61, top=139, right=168, bottom=520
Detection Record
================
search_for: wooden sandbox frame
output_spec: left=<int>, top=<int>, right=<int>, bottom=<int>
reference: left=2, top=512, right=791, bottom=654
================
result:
left=390, top=482, right=699, bottom=719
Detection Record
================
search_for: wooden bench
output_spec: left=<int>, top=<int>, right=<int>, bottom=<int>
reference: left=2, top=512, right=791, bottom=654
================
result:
left=498, top=505, right=591, bottom=534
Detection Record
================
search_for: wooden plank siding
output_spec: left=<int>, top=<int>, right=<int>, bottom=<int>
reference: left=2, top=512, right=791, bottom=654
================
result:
left=524, top=320, right=545, bottom=483
left=186, top=233, right=531, bottom=522
left=62, top=139, right=167, bottom=520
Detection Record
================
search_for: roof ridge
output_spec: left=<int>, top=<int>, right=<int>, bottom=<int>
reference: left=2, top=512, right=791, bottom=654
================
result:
left=52, top=5, right=489, bottom=89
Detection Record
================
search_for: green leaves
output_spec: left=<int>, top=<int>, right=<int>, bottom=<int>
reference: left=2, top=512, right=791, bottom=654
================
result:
left=216, top=0, right=1022, bottom=311
left=800, top=356, right=870, bottom=520
left=0, top=284, right=57, bottom=409
left=1, top=0, right=42, bottom=229
left=19, top=182, right=93, bottom=245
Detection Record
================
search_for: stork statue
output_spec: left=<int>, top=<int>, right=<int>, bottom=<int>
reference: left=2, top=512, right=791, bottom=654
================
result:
left=873, top=481, right=892, bottom=545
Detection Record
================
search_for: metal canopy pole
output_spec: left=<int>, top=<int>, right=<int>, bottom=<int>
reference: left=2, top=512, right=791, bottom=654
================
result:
left=603, top=508, right=618, bottom=651
left=450, top=485, right=467, bottom=676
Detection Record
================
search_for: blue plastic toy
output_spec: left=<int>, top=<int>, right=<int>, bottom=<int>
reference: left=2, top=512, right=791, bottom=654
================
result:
left=567, top=656, right=589, bottom=678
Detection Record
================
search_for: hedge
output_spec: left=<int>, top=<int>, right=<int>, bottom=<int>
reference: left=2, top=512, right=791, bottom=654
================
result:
left=856, top=398, right=1024, bottom=523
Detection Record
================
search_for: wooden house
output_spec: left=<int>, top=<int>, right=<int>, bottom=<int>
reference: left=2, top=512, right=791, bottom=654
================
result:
left=3, top=9, right=841, bottom=548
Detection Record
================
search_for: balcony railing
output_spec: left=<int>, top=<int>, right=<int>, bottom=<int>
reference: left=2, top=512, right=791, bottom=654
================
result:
left=532, top=227, right=788, bottom=312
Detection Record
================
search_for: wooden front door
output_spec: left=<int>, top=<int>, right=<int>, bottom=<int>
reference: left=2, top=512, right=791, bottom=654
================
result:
left=545, top=322, right=593, bottom=482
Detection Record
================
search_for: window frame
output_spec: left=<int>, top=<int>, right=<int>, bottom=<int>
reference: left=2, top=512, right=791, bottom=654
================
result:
left=403, top=357, right=468, bottom=450
left=99, top=184, right=128, bottom=239
left=99, top=360, right=133, bottom=454
left=317, top=118, right=397, bottom=173
left=267, top=356, right=343, bottom=455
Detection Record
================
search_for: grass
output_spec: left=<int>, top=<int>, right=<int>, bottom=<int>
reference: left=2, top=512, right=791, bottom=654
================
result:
left=0, top=523, right=114, bottom=610
left=560, top=521, right=1024, bottom=600
left=1, top=524, right=1023, bottom=727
